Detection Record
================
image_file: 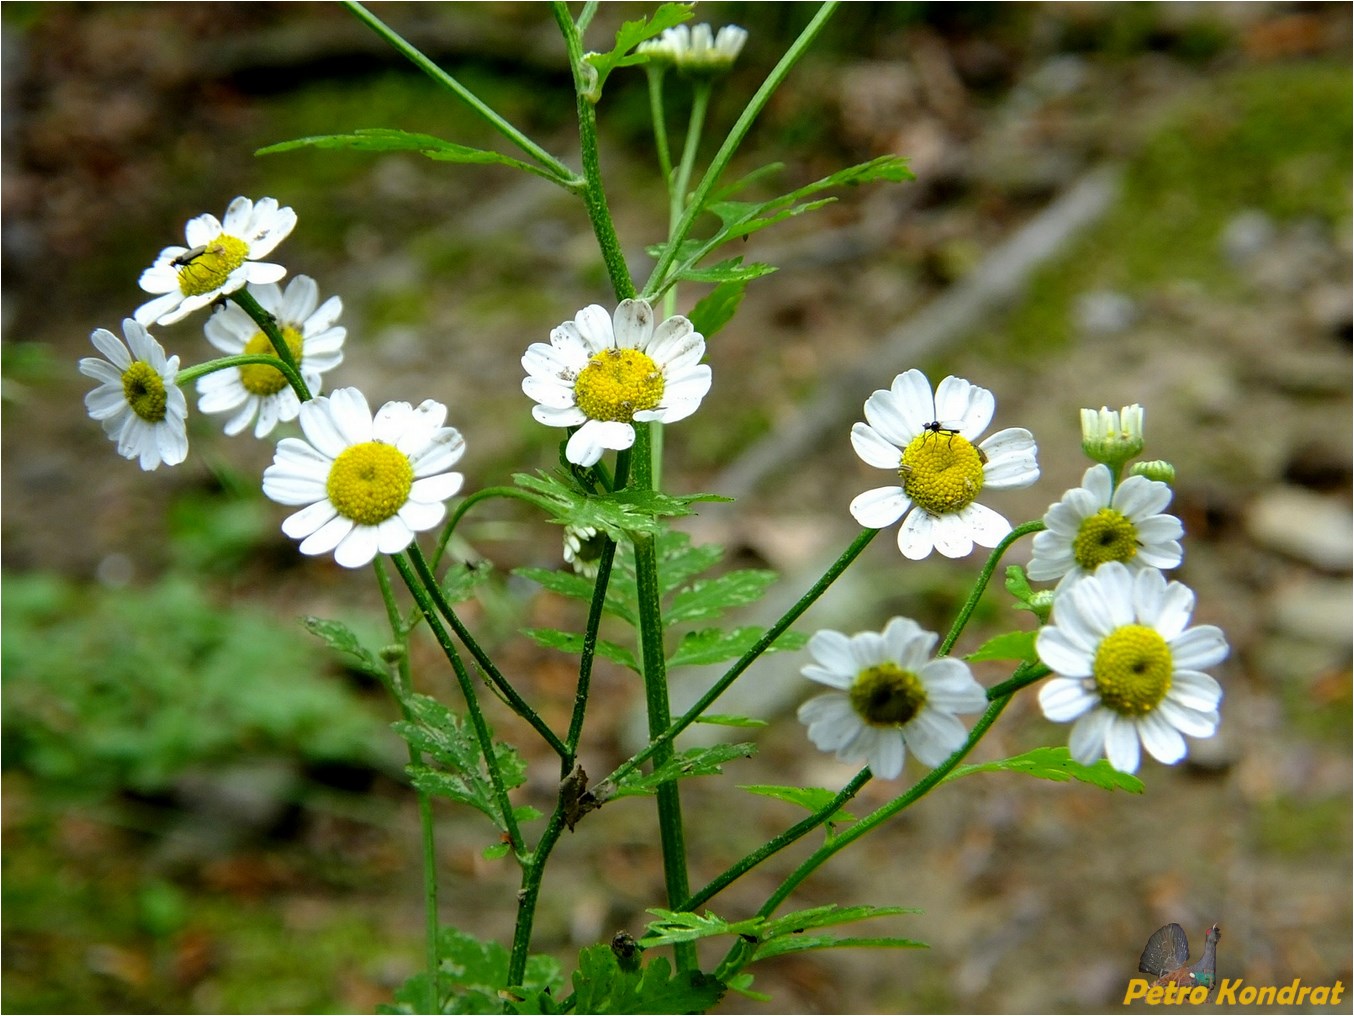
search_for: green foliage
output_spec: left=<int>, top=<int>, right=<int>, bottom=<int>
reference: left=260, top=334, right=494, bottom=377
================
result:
left=738, top=784, right=858, bottom=825
left=510, top=470, right=729, bottom=541
left=687, top=280, right=748, bottom=340
left=944, top=746, right=1145, bottom=794
left=382, top=927, right=562, bottom=1014
left=554, top=944, right=724, bottom=1015
left=522, top=627, right=638, bottom=672
left=303, top=616, right=391, bottom=681
left=396, top=694, right=537, bottom=836
left=258, top=128, right=559, bottom=183
left=656, top=156, right=913, bottom=294
left=692, top=713, right=767, bottom=729
left=966, top=629, right=1039, bottom=664
left=608, top=743, right=757, bottom=799
left=581, top=3, right=693, bottom=101
left=1, top=573, right=386, bottom=797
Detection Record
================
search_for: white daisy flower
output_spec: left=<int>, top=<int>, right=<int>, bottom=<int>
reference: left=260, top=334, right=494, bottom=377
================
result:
left=1081, top=403, right=1145, bottom=468
left=638, top=23, right=748, bottom=72
left=79, top=318, right=189, bottom=470
left=262, top=387, right=465, bottom=569
left=797, top=617, right=988, bottom=779
left=522, top=298, right=711, bottom=467
left=135, top=196, right=297, bottom=327
left=1027, top=464, right=1183, bottom=588
left=1036, top=562, right=1227, bottom=774
left=196, top=276, right=346, bottom=438
left=563, top=524, right=605, bottom=579
left=849, top=369, right=1039, bottom=560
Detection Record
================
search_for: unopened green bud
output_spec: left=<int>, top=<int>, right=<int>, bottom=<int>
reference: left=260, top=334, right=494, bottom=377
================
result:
left=1027, top=589, right=1056, bottom=624
left=1080, top=404, right=1145, bottom=470
left=1130, top=459, right=1176, bottom=485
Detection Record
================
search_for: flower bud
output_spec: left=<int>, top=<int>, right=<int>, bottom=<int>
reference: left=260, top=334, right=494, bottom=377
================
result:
left=1080, top=404, right=1145, bottom=470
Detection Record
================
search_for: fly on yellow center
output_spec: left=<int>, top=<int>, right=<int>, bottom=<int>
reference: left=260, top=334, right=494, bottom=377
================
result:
left=1072, top=508, right=1140, bottom=569
left=175, top=234, right=249, bottom=297
left=573, top=348, right=664, bottom=423
left=1092, top=624, right=1173, bottom=716
left=121, top=361, right=169, bottom=423
left=239, top=327, right=304, bottom=396
left=325, top=442, right=414, bottom=527
left=849, top=662, right=928, bottom=727
left=899, top=430, right=986, bottom=516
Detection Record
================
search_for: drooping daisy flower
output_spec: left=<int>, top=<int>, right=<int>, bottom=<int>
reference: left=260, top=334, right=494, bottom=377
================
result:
left=79, top=318, right=189, bottom=470
left=196, top=276, right=346, bottom=438
left=522, top=299, right=711, bottom=467
left=135, top=196, right=297, bottom=327
left=1026, top=464, right=1183, bottom=588
left=262, top=387, right=465, bottom=568
left=1081, top=403, right=1145, bottom=470
left=638, top=23, right=749, bottom=72
left=1036, top=562, right=1227, bottom=774
left=849, top=370, right=1039, bottom=560
left=563, top=524, right=605, bottom=579
left=797, top=617, right=987, bottom=779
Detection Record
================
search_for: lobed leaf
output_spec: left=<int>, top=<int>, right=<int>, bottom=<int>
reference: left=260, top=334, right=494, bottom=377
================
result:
left=639, top=908, right=764, bottom=948
left=966, top=629, right=1039, bottom=663
left=522, top=627, right=639, bottom=672
left=666, top=570, right=778, bottom=625
left=302, top=616, right=388, bottom=680
left=609, top=743, right=757, bottom=798
left=667, top=626, right=807, bottom=668
left=738, top=784, right=857, bottom=824
left=257, top=128, right=553, bottom=179
left=943, top=746, right=1145, bottom=793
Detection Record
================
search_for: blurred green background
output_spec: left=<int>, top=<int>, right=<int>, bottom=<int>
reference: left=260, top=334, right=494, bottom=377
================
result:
left=2, top=3, right=1350, bottom=1012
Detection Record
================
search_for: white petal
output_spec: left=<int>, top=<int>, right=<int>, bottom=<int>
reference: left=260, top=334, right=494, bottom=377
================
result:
left=933, top=375, right=994, bottom=438
left=868, top=732, right=906, bottom=779
left=806, top=629, right=856, bottom=677
left=409, top=471, right=464, bottom=505
left=333, top=525, right=381, bottom=568
left=862, top=387, right=918, bottom=449
left=1036, top=629, right=1094, bottom=677
left=1067, top=709, right=1111, bottom=765
left=1038, top=677, right=1098, bottom=721
left=956, top=501, right=1012, bottom=549
left=1166, top=668, right=1224, bottom=710
left=979, top=429, right=1040, bottom=489
left=929, top=511, right=976, bottom=559
left=849, top=486, right=910, bottom=529
left=1157, top=697, right=1219, bottom=739
left=566, top=420, right=634, bottom=466
left=376, top=515, right=418, bottom=554
left=1138, top=711, right=1187, bottom=765
left=285, top=501, right=342, bottom=541
left=887, top=369, right=937, bottom=435
left=523, top=375, right=579, bottom=409
left=850, top=422, right=904, bottom=470
left=613, top=299, right=655, bottom=349
left=533, top=404, right=588, bottom=427
left=1113, top=474, right=1172, bottom=519
left=279, top=275, right=319, bottom=322
left=896, top=509, right=937, bottom=560
left=904, top=708, right=968, bottom=768
left=1148, top=579, right=1196, bottom=640
left=572, top=305, right=615, bottom=352
left=1103, top=715, right=1143, bottom=773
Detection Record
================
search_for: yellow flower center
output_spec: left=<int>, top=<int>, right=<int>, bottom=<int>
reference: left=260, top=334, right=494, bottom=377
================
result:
left=121, top=361, right=168, bottom=423
left=849, top=662, right=928, bottom=727
left=1093, top=624, right=1173, bottom=716
left=239, top=326, right=305, bottom=396
left=325, top=442, right=414, bottom=526
left=175, top=234, right=249, bottom=297
left=899, top=431, right=985, bottom=515
left=573, top=348, right=664, bottom=423
left=1072, top=508, right=1140, bottom=569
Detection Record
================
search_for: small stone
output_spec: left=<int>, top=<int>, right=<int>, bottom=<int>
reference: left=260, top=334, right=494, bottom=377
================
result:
left=1220, top=209, right=1276, bottom=266
left=1245, top=486, right=1353, bottom=572
left=1074, top=289, right=1138, bottom=336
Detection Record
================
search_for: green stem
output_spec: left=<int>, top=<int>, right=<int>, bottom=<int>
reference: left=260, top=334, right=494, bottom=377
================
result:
left=391, top=552, right=525, bottom=855
left=406, top=544, right=569, bottom=761
left=987, top=660, right=1051, bottom=700
left=683, top=768, right=871, bottom=912
left=600, top=527, right=880, bottom=794
left=227, top=289, right=312, bottom=401
left=642, top=2, right=839, bottom=297
left=372, top=559, right=440, bottom=991
left=938, top=520, right=1046, bottom=657
left=646, top=66, right=673, bottom=186
left=432, top=485, right=547, bottom=566
left=564, top=536, right=619, bottom=762
left=343, top=0, right=578, bottom=185
left=552, top=1, right=636, bottom=301
left=670, top=80, right=711, bottom=242
left=716, top=693, right=1015, bottom=981
left=627, top=426, right=694, bottom=971
left=507, top=807, right=568, bottom=988
left=175, top=352, right=308, bottom=400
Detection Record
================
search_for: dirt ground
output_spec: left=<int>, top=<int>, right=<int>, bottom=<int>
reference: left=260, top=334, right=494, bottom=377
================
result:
left=3, top=3, right=1350, bottom=1014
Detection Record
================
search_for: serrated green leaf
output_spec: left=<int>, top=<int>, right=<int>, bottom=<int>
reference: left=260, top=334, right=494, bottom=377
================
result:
left=724, top=972, right=770, bottom=1002
left=610, top=743, right=756, bottom=798
left=639, top=908, right=764, bottom=947
left=752, top=934, right=927, bottom=962
left=581, top=2, right=693, bottom=99
left=566, top=945, right=724, bottom=1015
left=943, top=746, right=1145, bottom=793
left=257, top=128, right=555, bottom=180
left=672, top=256, right=777, bottom=284
left=511, top=470, right=728, bottom=540
left=666, top=570, right=778, bottom=625
left=688, top=281, right=747, bottom=340
left=302, top=616, right=387, bottom=679
left=756, top=903, right=919, bottom=941
left=966, top=629, right=1039, bottom=663
left=522, top=627, right=638, bottom=672
left=514, top=566, right=637, bottom=627
left=482, top=842, right=511, bottom=861
left=667, top=626, right=806, bottom=668
left=694, top=713, right=767, bottom=729
left=738, top=784, right=858, bottom=823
